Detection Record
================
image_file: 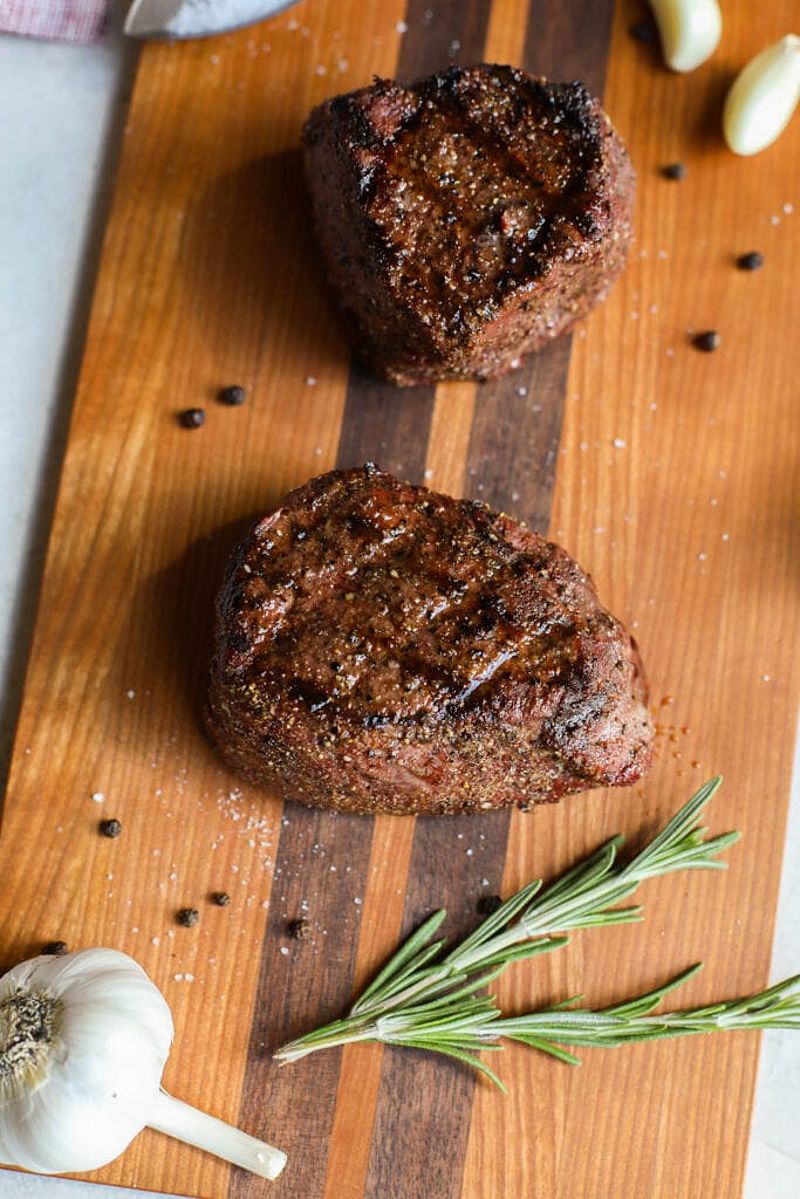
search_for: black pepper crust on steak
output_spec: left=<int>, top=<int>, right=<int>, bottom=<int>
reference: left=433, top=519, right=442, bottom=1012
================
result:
left=206, top=466, right=653, bottom=816
left=302, top=64, right=635, bottom=386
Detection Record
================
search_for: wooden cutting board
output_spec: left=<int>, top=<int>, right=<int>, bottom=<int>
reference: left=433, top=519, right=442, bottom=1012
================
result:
left=2, top=1, right=798, bottom=1195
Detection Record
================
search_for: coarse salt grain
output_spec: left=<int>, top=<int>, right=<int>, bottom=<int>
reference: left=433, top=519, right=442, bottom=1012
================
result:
left=613, top=438, right=626, bottom=449
left=396, top=19, right=408, bottom=32
left=279, top=946, right=289, bottom=956
left=91, top=791, right=105, bottom=803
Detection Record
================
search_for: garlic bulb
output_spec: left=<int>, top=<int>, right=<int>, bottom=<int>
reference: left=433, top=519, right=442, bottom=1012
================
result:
left=0, top=948, right=286, bottom=1180
left=648, top=0, right=722, bottom=73
left=723, top=34, right=800, bottom=155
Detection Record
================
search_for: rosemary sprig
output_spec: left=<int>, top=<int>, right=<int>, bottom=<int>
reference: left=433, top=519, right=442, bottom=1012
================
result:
left=274, top=779, right=798, bottom=1085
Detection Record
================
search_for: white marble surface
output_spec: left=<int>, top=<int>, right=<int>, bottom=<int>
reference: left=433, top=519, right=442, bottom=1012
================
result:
left=0, top=1175, right=153, bottom=1198
left=0, top=17, right=798, bottom=1199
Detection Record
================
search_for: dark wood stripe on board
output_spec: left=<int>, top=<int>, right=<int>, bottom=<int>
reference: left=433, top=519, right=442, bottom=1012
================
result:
left=363, top=5, right=617, bottom=1197
left=230, top=4, right=497, bottom=1198
left=524, top=0, right=615, bottom=96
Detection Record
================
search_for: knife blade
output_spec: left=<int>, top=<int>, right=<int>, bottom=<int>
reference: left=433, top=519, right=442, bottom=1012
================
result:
left=124, top=0, right=299, bottom=39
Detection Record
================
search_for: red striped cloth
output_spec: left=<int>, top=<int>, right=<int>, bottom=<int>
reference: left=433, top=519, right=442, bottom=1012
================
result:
left=0, top=0, right=108, bottom=43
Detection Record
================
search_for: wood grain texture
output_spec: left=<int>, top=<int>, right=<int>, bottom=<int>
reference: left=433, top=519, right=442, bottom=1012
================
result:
left=1, top=2, right=799, bottom=1198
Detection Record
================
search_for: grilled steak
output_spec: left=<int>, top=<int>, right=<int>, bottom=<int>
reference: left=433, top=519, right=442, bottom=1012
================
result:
left=207, top=466, right=652, bottom=815
left=302, top=64, right=634, bottom=386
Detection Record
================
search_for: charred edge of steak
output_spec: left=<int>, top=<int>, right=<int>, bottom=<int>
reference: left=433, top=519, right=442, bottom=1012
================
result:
left=206, top=466, right=653, bottom=815
left=302, top=65, right=635, bottom=385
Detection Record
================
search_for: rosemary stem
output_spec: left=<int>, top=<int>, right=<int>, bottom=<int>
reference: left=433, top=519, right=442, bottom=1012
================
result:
left=448, top=922, right=531, bottom=974
left=275, top=1023, right=379, bottom=1064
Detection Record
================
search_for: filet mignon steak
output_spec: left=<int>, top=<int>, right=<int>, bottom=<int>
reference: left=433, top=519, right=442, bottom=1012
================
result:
left=302, top=64, right=635, bottom=386
left=207, top=466, right=652, bottom=815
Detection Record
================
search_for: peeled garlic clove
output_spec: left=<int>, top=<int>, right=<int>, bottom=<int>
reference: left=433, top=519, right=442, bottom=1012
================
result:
left=649, top=0, right=722, bottom=72
left=723, top=34, right=800, bottom=155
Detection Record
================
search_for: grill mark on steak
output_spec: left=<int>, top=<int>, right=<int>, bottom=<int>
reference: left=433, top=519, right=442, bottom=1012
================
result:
left=371, top=77, right=605, bottom=320
left=225, top=478, right=589, bottom=724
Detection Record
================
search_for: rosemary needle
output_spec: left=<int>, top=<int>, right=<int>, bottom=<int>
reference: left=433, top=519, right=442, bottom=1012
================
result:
left=275, top=779, right=800, bottom=1083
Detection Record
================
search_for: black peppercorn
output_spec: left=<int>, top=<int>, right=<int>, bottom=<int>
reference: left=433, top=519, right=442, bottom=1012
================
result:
left=99, top=818, right=122, bottom=838
left=42, top=940, right=68, bottom=956
left=179, top=408, right=205, bottom=428
left=661, top=162, right=686, bottom=181
left=211, top=891, right=231, bottom=907
left=287, top=917, right=310, bottom=940
left=629, top=19, right=658, bottom=44
left=218, top=385, right=246, bottom=406
left=477, top=894, right=503, bottom=916
left=736, top=251, right=764, bottom=271
left=693, top=330, right=721, bottom=352
left=176, top=907, right=199, bottom=927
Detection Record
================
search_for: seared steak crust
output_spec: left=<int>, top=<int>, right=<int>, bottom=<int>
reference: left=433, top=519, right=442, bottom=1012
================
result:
left=207, top=466, right=652, bottom=815
left=302, top=64, right=635, bottom=386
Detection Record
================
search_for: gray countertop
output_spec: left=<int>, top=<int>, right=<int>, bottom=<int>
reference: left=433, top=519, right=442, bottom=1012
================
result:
left=0, top=16, right=798, bottom=1199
